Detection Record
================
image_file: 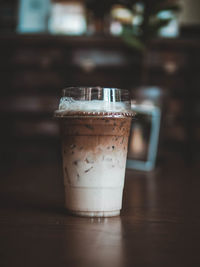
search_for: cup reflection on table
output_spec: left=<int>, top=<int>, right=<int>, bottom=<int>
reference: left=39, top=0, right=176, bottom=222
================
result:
left=63, top=217, right=124, bottom=267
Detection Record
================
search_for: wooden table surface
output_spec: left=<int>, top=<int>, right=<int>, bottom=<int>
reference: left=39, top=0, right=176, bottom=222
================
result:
left=0, top=159, right=200, bottom=267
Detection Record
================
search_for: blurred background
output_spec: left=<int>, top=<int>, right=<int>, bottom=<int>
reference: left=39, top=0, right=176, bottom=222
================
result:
left=0, top=0, right=200, bottom=169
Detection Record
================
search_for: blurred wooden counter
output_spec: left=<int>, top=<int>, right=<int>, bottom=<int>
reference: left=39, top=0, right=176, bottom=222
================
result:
left=0, top=159, right=200, bottom=267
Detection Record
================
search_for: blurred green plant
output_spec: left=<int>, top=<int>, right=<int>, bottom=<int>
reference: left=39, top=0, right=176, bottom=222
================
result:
left=121, top=0, right=180, bottom=51
left=86, top=0, right=180, bottom=51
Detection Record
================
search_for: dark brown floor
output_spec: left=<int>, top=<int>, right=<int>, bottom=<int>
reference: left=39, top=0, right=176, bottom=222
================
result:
left=0, top=158, right=200, bottom=267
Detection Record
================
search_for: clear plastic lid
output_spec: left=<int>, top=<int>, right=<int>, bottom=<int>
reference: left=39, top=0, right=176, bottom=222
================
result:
left=54, top=87, right=134, bottom=117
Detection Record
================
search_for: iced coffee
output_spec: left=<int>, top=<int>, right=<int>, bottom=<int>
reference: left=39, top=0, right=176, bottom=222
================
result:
left=55, top=87, right=134, bottom=217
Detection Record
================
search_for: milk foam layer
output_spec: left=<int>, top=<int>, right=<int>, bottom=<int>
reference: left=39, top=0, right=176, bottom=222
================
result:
left=58, top=97, right=130, bottom=113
